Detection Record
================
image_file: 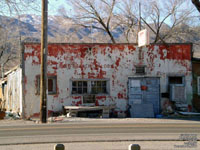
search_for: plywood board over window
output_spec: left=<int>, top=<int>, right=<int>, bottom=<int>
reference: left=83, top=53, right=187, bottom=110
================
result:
left=36, top=76, right=57, bottom=95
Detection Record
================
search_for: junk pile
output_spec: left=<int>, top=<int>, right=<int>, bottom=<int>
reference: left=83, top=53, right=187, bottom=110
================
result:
left=0, top=100, right=20, bottom=120
left=162, top=99, right=175, bottom=115
left=0, top=98, right=5, bottom=119
left=4, top=111, right=20, bottom=120
left=0, top=111, right=5, bottom=120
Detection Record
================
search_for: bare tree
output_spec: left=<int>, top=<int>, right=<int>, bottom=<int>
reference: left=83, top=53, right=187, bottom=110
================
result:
left=0, top=25, right=19, bottom=74
left=192, top=0, right=200, bottom=12
left=0, top=0, right=40, bottom=15
left=141, top=0, right=196, bottom=43
left=116, top=0, right=139, bottom=43
left=60, top=0, right=119, bottom=43
left=117, top=0, right=197, bottom=43
left=0, top=0, right=39, bottom=74
left=57, top=0, right=198, bottom=44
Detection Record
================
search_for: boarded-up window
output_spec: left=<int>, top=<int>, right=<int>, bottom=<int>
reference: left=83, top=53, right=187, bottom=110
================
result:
left=36, top=76, right=57, bottom=95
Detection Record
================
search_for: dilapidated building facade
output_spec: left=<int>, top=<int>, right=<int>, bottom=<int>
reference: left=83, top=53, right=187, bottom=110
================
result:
left=0, top=43, right=193, bottom=118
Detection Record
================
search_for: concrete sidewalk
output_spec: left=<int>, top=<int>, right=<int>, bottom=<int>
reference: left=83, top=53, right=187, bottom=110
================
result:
left=0, top=141, right=199, bottom=150
left=0, top=117, right=200, bottom=126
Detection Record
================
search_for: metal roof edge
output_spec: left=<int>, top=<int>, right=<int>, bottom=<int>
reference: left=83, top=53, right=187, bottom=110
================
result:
left=4, top=65, right=20, bottom=76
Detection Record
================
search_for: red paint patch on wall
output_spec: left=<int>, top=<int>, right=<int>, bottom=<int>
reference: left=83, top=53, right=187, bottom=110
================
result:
left=24, top=76, right=27, bottom=84
left=59, top=62, right=67, bottom=68
left=72, top=96, right=82, bottom=100
left=88, top=72, right=95, bottom=79
left=95, top=100, right=99, bottom=106
left=80, top=60, right=86, bottom=78
left=118, top=93, right=124, bottom=99
left=115, top=58, right=121, bottom=67
left=97, top=69, right=106, bottom=79
left=30, top=110, right=53, bottom=118
left=72, top=100, right=82, bottom=106
left=96, top=96, right=106, bottom=100
left=157, top=45, right=191, bottom=60
left=128, top=45, right=136, bottom=51
left=24, top=44, right=41, bottom=64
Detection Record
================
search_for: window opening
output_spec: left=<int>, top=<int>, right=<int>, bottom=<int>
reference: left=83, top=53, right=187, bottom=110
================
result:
left=136, top=66, right=145, bottom=75
left=91, top=81, right=107, bottom=94
left=169, top=76, right=183, bottom=84
left=71, top=80, right=108, bottom=95
left=72, top=81, right=87, bottom=94
left=36, top=76, right=57, bottom=94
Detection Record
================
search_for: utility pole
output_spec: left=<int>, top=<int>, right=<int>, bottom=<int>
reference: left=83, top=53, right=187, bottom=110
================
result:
left=138, top=2, right=142, bottom=61
left=139, top=2, right=141, bottom=31
left=40, top=0, right=48, bottom=123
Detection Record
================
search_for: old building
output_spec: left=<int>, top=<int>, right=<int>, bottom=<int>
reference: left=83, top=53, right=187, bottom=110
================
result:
left=192, top=57, right=200, bottom=112
left=0, top=43, right=193, bottom=118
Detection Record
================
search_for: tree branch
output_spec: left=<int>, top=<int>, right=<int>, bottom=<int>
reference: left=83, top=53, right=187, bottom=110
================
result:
left=192, top=0, right=200, bottom=12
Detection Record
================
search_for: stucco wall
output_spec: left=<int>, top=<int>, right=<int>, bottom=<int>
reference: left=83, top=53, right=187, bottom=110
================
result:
left=23, top=43, right=192, bottom=118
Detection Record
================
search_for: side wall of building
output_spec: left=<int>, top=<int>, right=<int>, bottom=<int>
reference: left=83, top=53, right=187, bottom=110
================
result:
left=23, top=43, right=192, bottom=118
left=4, top=68, right=23, bottom=114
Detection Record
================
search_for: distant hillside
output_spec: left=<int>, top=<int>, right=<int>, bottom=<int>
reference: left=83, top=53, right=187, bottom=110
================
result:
left=0, top=14, right=200, bottom=72
left=1, top=14, right=199, bottom=44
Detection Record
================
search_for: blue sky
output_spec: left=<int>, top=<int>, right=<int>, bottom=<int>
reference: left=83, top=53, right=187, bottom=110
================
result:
left=48, top=0, right=70, bottom=15
left=1, top=0, right=70, bottom=16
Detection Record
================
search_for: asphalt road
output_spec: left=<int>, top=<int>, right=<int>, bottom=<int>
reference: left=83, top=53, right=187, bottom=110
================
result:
left=0, top=122, right=199, bottom=146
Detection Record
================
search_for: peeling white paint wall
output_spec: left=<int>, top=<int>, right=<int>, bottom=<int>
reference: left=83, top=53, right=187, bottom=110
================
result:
left=23, top=43, right=193, bottom=118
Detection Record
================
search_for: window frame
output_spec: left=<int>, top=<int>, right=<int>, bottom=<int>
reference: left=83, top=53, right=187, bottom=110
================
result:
left=72, top=80, right=88, bottom=95
left=135, top=66, right=146, bottom=75
left=91, top=80, right=107, bottom=94
left=70, top=79, right=110, bottom=96
left=36, top=75, right=57, bottom=95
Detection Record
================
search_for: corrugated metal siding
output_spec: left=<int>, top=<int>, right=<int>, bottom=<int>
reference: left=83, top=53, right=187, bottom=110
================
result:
left=5, top=68, right=22, bottom=114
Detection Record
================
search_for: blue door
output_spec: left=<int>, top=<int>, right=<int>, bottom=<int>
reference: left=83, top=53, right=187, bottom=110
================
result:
left=128, top=77, right=160, bottom=117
